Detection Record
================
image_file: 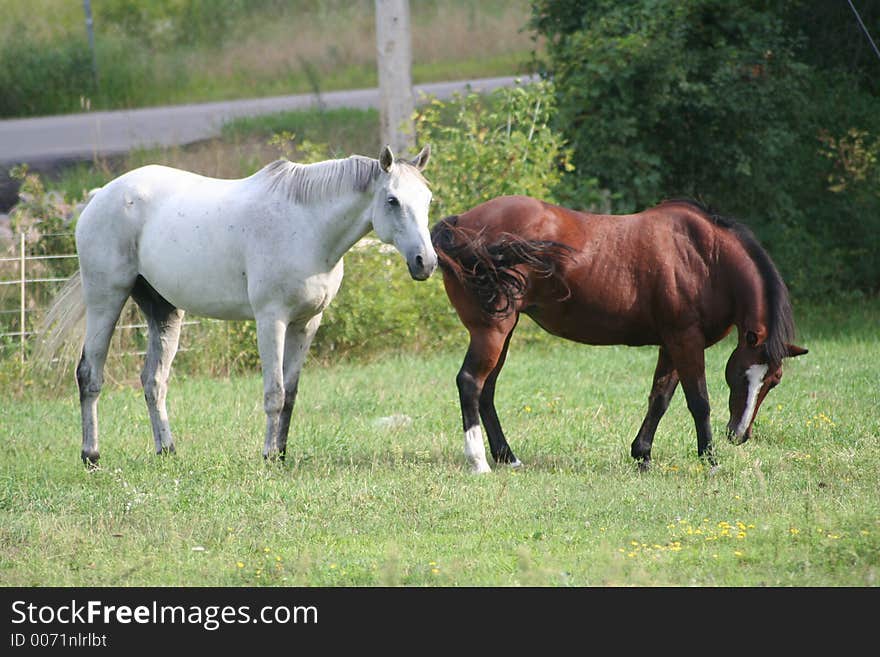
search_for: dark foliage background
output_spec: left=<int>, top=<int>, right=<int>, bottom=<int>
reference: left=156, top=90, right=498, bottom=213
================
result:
left=530, top=0, right=880, bottom=299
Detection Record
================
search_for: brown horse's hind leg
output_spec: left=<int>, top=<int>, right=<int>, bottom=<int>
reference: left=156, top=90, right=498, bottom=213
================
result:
left=456, top=317, right=518, bottom=473
left=631, top=348, right=679, bottom=470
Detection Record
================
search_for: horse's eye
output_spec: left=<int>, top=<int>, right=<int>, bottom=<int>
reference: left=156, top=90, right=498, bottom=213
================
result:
left=387, top=195, right=399, bottom=207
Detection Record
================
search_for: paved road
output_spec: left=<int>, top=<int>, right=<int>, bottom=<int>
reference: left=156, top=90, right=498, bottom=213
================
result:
left=0, top=75, right=535, bottom=165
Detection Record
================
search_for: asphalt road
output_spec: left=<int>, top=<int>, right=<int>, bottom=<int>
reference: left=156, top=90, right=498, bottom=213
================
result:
left=0, top=75, right=534, bottom=165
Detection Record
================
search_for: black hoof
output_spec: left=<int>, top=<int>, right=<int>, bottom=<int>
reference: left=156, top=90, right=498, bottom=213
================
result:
left=81, top=451, right=100, bottom=470
left=699, top=449, right=718, bottom=468
left=636, top=459, right=651, bottom=473
left=703, top=457, right=719, bottom=469
left=156, top=445, right=176, bottom=456
left=492, top=448, right=519, bottom=466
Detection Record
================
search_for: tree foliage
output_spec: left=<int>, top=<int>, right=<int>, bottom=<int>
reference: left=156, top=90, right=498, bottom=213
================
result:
left=530, top=0, right=880, bottom=298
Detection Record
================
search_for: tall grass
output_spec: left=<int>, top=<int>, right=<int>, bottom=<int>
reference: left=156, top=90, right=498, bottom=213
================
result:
left=0, top=0, right=538, bottom=117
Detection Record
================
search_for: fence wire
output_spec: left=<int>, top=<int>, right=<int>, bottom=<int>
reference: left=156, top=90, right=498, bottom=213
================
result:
left=0, top=232, right=216, bottom=368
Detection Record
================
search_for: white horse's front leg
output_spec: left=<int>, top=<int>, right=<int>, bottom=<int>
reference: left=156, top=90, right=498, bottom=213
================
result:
left=277, top=314, right=323, bottom=458
left=256, top=316, right=287, bottom=460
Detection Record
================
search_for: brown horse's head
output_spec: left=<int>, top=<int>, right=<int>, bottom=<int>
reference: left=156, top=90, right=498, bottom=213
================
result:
left=725, top=331, right=808, bottom=444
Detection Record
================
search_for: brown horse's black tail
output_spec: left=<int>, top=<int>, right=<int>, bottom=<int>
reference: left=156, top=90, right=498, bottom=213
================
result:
left=431, top=215, right=575, bottom=318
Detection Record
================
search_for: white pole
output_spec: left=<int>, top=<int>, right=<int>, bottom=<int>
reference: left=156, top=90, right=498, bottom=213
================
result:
left=375, top=0, right=415, bottom=156
left=19, top=231, right=25, bottom=366
left=83, top=0, right=99, bottom=92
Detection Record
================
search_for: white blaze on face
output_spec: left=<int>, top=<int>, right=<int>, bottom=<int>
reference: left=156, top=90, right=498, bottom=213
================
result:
left=736, top=364, right=769, bottom=437
left=464, top=424, right=491, bottom=474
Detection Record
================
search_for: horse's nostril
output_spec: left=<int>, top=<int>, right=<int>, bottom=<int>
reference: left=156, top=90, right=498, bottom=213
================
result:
left=415, top=254, right=424, bottom=268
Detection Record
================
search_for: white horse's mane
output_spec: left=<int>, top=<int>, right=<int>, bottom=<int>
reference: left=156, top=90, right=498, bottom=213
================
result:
left=257, top=155, right=428, bottom=204
left=257, top=155, right=383, bottom=204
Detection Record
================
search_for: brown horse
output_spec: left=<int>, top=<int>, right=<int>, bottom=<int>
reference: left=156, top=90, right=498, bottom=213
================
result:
left=431, top=195, right=807, bottom=473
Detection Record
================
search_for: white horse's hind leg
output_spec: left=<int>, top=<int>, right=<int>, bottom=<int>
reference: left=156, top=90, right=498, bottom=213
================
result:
left=77, top=292, right=130, bottom=466
left=141, top=318, right=183, bottom=454
left=277, top=314, right=323, bottom=459
left=132, top=278, right=184, bottom=455
left=142, top=310, right=184, bottom=455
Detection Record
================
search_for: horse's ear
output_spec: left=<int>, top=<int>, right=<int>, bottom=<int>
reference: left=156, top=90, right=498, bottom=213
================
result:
left=410, top=144, right=431, bottom=171
left=785, top=343, right=808, bottom=358
left=379, top=145, right=394, bottom=172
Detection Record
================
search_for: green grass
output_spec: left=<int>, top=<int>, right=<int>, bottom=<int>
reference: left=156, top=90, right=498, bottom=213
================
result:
left=220, top=107, right=381, bottom=154
left=2, top=311, right=878, bottom=586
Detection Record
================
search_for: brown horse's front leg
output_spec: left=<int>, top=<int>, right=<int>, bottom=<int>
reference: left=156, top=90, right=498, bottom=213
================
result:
left=682, top=377, right=718, bottom=466
left=478, top=319, right=520, bottom=466
left=659, top=339, right=718, bottom=468
left=456, top=322, right=517, bottom=473
left=679, top=374, right=717, bottom=467
left=631, top=348, right=679, bottom=471
left=456, top=361, right=492, bottom=474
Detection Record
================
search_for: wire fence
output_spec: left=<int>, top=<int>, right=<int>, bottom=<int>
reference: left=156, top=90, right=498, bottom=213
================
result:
left=0, top=231, right=212, bottom=368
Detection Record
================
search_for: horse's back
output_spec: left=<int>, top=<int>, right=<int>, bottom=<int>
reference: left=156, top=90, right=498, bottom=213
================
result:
left=82, top=164, right=235, bottom=218
left=445, top=196, right=738, bottom=346
left=74, top=165, right=262, bottom=318
left=76, top=165, right=227, bottom=245
left=454, top=195, right=587, bottom=244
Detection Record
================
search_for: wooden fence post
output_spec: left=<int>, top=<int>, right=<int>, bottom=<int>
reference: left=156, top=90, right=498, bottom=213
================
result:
left=375, top=0, right=415, bottom=156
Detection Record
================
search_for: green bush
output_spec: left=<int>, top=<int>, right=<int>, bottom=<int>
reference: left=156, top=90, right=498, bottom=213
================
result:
left=7, top=166, right=79, bottom=269
left=0, top=36, right=94, bottom=117
left=311, top=246, right=464, bottom=362
left=0, top=28, right=168, bottom=117
left=95, top=0, right=301, bottom=48
left=414, top=79, right=600, bottom=218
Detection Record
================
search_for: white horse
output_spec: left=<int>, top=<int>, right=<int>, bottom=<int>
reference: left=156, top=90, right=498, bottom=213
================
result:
left=44, top=145, right=435, bottom=466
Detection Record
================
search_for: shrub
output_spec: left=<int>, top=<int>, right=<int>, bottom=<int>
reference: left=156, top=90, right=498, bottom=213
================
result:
left=7, top=166, right=79, bottom=268
left=0, top=36, right=94, bottom=117
left=2, top=166, right=81, bottom=343
left=413, top=78, right=601, bottom=218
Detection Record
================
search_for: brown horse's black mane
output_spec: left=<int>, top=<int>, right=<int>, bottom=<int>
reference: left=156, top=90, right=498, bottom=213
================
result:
left=431, top=216, right=575, bottom=318
left=661, top=199, right=795, bottom=364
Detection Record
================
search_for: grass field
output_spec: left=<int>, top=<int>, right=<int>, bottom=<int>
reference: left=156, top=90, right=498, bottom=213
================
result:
left=2, top=0, right=538, bottom=116
left=2, top=303, right=878, bottom=587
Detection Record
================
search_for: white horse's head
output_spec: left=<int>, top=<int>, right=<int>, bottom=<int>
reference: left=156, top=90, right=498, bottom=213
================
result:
left=370, top=144, right=437, bottom=280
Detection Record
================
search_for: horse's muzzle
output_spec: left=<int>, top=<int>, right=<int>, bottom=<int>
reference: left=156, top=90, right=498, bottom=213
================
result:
left=407, top=252, right=437, bottom=281
left=726, top=424, right=751, bottom=445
